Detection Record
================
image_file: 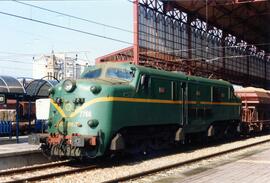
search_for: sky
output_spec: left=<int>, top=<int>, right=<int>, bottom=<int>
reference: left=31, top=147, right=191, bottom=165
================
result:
left=0, top=0, right=133, bottom=78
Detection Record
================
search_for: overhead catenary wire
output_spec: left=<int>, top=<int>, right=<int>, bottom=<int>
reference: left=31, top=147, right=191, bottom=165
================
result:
left=13, top=0, right=134, bottom=34
left=0, top=46, right=268, bottom=70
left=12, top=0, right=161, bottom=40
left=1, top=41, right=269, bottom=59
left=6, top=1, right=269, bottom=56
left=2, top=42, right=269, bottom=70
left=138, top=43, right=270, bottom=55
left=0, top=65, right=33, bottom=71
left=0, top=58, right=89, bottom=67
left=169, top=54, right=254, bottom=62
left=0, top=50, right=93, bottom=65
left=0, top=50, right=92, bottom=57
left=1, top=2, right=269, bottom=68
left=0, top=11, right=133, bottom=46
left=0, top=53, right=261, bottom=72
left=10, top=0, right=269, bottom=49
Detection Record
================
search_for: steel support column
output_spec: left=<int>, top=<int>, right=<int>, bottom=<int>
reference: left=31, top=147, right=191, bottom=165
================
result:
left=28, top=100, right=32, bottom=133
left=133, top=0, right=139, bottom=65
left=247, top=55, right=250, bottom=85
left=222, top=36, right=226, bottom=69
left=187, top=15, right=192, bottom=59
left=16, top=98, right=19, bottom=143
left=264, top=57, right=267, bottom=88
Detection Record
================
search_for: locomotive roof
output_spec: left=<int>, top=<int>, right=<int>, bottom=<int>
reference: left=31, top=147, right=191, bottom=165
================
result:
left=130, top=63, right=232, bottom=87
left=94, top=62, right=232, bottom=87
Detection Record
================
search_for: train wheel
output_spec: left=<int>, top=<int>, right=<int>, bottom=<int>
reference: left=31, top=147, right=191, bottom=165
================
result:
left=225, top=123, right=239, bottom=139
left=207, top=125, right=221, bottom=141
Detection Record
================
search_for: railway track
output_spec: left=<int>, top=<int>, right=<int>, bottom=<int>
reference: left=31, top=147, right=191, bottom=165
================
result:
left=103, top=138, right=270, bottom=183
left=0, top=160, right=98, bottom=183
left=1, top=136, right=270, bottom=183
left=0, top=160, right=69, bottom=177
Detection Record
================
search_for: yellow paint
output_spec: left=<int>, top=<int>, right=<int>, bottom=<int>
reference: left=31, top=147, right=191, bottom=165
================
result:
left=55, top=118, right=63, bottom=128
left=58, top=122, right=76, bottom=128
left=51, top=97, right=241, bottom=118
left=50, top=99, right=66, bottom=117
left=201, top=101, right=240, bottom=106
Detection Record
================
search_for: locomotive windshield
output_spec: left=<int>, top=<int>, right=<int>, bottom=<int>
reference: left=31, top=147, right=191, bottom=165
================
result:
left=82, top=69, right=101, bottom=79
left=81, top=67, right=134, bottom=82
left=106, top=68, right=133, bottom=82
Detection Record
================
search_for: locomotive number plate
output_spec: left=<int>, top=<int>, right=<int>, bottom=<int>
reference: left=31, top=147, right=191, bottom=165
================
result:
left=80, top=110, right=92, bottom=118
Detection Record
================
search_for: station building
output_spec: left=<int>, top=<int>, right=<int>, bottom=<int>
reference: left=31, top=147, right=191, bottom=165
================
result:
left=32, top=51, right=82, bottom=80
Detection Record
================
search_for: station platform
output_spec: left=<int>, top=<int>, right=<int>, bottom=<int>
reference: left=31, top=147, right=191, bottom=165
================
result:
left=0, top=136, right=50, bottom=170
left=0, top=136, right=39, bottom=157
left=157, top=144, right=270, bottom=183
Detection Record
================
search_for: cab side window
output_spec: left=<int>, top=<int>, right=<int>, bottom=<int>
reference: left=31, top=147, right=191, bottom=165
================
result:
left=212, top=86, right=228, bottom=102
left=171, top=81, right=177, bottom=100
left=137, top=74, right=150, bottom=94
left=229, top=87, right=236, bottom=100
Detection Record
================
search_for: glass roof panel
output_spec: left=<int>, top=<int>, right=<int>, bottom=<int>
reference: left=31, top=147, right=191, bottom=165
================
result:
left=37, top=82, right=52, bottom=97
left=25, top=80, right=46, bottom=96
left=0, top=76, right=59, bottom=98
left=0, top=79, right=8, bottom=93
left=25, top=79, right=59, bottom=97
left=0, top=76, right=25, bottom=94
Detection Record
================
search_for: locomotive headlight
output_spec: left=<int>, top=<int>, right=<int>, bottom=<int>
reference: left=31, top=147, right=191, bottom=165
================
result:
left=63, top=79, right=76, bottom=92
left=87, top=119, right=99, bottom=128
left=90, top=85, right=101, bottom=94
left=56, top=97, right=62, bottom=105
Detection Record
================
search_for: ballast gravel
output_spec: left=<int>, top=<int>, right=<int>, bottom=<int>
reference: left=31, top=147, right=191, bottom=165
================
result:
left=26, top=135, right=270, bottom=183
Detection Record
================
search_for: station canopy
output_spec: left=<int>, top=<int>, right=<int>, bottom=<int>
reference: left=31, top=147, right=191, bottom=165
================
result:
left=0, top=76, right=25, bottom=94
left=0, top=75, right=59, bottom=100
left=25, top=79, right=58, bottom=97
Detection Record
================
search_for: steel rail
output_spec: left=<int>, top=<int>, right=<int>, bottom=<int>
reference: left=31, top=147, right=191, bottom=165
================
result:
left=2, top=137, right=270, bottom=182
left=2, top=164, right=98, bottom=183
left=0, top=160, right=69, bottom=176
left=103, top=138, right=270, bottom=183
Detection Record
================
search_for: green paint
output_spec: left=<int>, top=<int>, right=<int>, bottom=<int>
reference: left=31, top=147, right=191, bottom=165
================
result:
left=48, top=62, right=241, bottom=157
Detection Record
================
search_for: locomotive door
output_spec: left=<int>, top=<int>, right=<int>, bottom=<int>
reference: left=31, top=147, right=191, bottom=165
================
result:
left=187, top=82, right=206, bottom=127
left=180, top=82, right=187, bottom=126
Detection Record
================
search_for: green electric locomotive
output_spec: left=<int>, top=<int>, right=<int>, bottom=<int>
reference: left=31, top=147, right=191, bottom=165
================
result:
left=29, top=62, right=241, bottom=158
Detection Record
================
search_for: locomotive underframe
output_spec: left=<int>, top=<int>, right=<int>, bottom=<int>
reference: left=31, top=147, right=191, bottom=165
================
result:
left=29, top=133, right=99, bottom=158
left=111, top=119, right=240, bottom=154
